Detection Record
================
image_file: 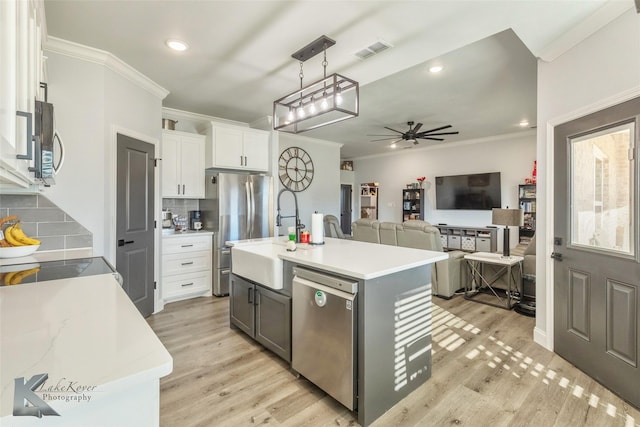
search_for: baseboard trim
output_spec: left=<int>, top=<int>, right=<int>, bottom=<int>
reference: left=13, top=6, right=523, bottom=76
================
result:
left=534, top=326, right=551, bottom=350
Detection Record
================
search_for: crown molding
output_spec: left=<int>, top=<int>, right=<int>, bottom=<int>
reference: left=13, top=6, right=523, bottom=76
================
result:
left=161, top=107, right=247, bottom=127
left=348, top=129, right=536, bottom=161
left=537, top=1, right=632, bottom=62
left=44, top=36, right=169, bottom=100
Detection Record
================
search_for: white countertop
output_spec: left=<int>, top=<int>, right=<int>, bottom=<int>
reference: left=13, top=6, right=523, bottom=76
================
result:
left=162, top=230, right=214, bottom=238
left=229, top=237, right=447, bottom=280
left=0, top=274, right=173, bottom=418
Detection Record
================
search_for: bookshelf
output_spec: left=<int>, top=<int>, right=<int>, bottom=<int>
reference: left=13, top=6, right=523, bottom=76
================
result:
left=519, top=184, right=536, bottom=243
left=402, top=189, right=424, bottom=220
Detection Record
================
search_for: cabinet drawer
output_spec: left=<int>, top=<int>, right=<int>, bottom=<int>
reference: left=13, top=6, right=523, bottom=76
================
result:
left=163, top=235, right=212, bottom=254
left=447, top=235, right=461, bottom=249
left=163, top=270, right=211, bottom=301
left=440, top=234, right=448, bottom=249
left=476, top=237, right=492, bottom=252
left=163, top=251, right=211, bottom=276
left=461, top=236, right=476, bottom=251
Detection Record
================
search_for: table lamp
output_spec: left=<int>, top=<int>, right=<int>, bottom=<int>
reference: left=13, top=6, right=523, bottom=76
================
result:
left=492, top=207, right=523, bottom=258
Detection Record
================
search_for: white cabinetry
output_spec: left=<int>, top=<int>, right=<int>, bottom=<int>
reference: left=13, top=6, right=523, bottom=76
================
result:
left=162, top=130, right=205, bottom=198
left=162, top=233, right=212, bottom=303
left=0, top=0, right=45, bottom=188
left=205, top=123, right=269, bottom=171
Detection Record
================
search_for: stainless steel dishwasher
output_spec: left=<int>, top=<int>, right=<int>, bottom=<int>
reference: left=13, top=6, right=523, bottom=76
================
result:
left=292, top=267, right=358, bottom=410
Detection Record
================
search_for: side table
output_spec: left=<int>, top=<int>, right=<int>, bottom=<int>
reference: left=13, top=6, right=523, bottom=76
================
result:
left=464, top=252, right=523, bottom=310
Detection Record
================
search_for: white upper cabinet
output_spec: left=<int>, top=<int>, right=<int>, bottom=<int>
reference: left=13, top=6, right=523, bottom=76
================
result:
left=0, top=0, right=45, bottom=188
left=205, top=122, right=269, bottom=172
left=162, top=130, right=205, bottom=198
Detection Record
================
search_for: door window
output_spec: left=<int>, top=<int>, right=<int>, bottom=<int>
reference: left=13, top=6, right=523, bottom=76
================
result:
left=569, top=122, right=635, bottom=256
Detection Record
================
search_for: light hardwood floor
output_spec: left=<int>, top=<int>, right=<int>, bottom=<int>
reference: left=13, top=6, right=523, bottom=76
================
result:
left=148, top=294, right=640, bottom=426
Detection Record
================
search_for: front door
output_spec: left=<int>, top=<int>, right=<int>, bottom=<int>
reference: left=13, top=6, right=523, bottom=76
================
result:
left=553, top=96, right=640, bottom=407
left=116, top=133, right=155, bottom=317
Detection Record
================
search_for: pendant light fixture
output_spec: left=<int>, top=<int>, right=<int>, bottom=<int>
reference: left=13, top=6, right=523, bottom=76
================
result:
left=273, top=35, right=359, bottom=134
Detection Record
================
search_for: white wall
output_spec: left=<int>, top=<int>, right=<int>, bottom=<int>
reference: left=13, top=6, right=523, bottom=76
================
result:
left=45, top=52, right=107, bottom=254
left=536, top=8, right=640, bottom=349
left=277, top=133, right=342, bottom=236
left=44, top=49, right=163, bottom=262
left=353, top=132, right=536, bottom=249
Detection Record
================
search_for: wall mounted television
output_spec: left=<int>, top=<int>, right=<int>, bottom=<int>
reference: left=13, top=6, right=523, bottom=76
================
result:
left=435, top=172, right=502, bottom=210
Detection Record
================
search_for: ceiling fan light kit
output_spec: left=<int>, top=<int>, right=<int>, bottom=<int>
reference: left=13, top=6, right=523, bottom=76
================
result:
left=273, top=35, right=359, bottom=134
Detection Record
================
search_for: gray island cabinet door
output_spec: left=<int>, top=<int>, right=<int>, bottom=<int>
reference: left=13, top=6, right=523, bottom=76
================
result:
left=255, top=287, right=291, bottom=362
left=230, top=274, right=255, bottom=336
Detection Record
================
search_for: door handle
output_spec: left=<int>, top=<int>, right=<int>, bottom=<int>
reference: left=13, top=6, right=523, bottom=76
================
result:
left=117, top=239, right=134, bottom=246
left=551, top=252, right=563, bottom=261
left=248, top=287, right=253, bottom=304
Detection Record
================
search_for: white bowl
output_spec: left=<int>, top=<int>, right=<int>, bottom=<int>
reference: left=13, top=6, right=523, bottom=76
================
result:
left=0, top=245, right=40, bottom=259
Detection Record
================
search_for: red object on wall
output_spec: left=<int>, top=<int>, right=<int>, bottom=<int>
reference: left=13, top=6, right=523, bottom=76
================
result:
left=532, top=160, right=537, bottom=184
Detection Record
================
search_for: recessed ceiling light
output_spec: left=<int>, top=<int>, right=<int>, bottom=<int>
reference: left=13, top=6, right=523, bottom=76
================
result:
left=519, top=120, right=529, bottom=127
left=429, top=65, right=443, bottom=73
left=166, top=39, right=189, bottom=51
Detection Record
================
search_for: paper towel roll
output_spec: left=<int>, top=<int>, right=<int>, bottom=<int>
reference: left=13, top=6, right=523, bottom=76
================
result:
left=311, top=212, right=325, bottom=244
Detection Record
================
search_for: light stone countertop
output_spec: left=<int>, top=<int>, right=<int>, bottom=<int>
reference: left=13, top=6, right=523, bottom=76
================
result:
left=0, top=273, right=173, bottom=419
left=161, top=230, right=214, bottom=238
left=229, top=237, right=448, bottom=280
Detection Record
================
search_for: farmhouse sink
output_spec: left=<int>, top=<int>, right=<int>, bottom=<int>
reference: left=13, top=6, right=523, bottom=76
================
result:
left=231, top=239, right=318, bottom=289
left=231, top=242, right=285, bottom=290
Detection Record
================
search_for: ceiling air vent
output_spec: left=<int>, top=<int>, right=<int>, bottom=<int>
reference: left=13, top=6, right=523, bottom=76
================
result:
left=355, top=40, right=393, bottom=60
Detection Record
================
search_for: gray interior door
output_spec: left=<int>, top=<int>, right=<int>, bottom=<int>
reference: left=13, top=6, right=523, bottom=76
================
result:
left=116, top=133, right=155, bottom=317
left=340, top=184, right=352, bottom=235
left=553, top=96, right=640, bottom=408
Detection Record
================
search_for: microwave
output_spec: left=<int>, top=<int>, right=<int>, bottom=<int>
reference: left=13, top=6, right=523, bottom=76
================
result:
left=33, top=100, right=64, bottom=186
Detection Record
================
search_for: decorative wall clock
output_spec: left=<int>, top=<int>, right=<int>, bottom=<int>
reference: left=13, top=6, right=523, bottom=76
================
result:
left=278, top=146, right=314, bottom=192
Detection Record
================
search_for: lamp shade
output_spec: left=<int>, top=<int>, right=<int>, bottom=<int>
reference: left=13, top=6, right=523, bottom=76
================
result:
left=492, top=208, right=523, bottom=227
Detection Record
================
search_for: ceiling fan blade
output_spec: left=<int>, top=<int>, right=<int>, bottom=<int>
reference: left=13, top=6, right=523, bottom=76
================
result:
left=383, top=126, right=405, bottom=134
left=412, top=123, right=423, bottom=133
left=367, top=134, right=400, bottom=137
left=420, top=124, right=452, bottom=134
left=416, top=131, right=459, bottom=137
left=418, top=137, right=445, bottom=141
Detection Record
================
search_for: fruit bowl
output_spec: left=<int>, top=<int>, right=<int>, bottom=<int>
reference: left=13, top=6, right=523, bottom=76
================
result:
left=0, top=245, right=40, bottom=259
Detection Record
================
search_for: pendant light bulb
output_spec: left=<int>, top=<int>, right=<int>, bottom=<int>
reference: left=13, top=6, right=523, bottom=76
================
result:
left=335, top=87, right=343, bottom=106
left=309, top=97, right=317, bottom=114
left=321, top=94, right=329, bottom=110
left=297, top=106, right=305, bottom=118
left=287, top=108, right=294, bottom=122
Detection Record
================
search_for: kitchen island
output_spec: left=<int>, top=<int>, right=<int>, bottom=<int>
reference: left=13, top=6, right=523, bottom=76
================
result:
left=0, top=272, right=172, bottom=426
left=229, top=237, right=447, bottom=426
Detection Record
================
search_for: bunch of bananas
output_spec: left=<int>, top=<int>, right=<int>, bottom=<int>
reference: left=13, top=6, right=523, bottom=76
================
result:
left=0, top=215, right=41, bottom=247
left=1, top=266, right=40, bottom=285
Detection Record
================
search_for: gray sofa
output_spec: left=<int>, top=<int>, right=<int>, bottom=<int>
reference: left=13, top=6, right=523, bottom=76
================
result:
left=352, top=219, right=466, bottom=298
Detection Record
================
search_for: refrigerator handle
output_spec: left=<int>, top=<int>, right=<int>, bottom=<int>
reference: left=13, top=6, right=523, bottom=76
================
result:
left=245, top=180, right=252, bottom=237
left=249, top=180, right=255, bottom=237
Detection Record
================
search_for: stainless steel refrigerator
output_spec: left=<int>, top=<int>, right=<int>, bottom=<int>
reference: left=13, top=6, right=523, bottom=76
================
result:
left=200, top=171, right=274, bottom=296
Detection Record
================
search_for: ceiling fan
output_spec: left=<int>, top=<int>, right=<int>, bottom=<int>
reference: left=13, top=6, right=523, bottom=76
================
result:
left=369, top=121, right=459, bottom=147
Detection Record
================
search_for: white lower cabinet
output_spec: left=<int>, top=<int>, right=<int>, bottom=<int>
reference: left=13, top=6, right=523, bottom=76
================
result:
left=162, top=234, right=212, bottom=303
